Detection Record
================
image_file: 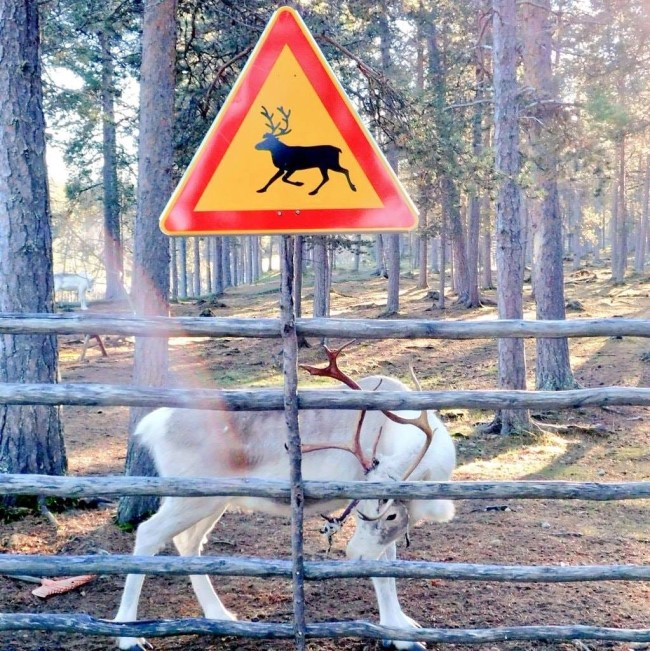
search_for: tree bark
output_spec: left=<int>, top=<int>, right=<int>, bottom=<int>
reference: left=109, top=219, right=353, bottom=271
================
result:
left=353, top=235, right=362, bottom=273
left=212, top=237, right=223, bottom=295
left=204, top=237, right=212, bottom=294
left=493, top=0, right=530, bottom=433
left=170, top=239, right=178, bottom=301
left=378, top=3, right=401, bottom=316
left=438, top=211, right=447, bottom=309
left=0, top=0, right=66, bottom=488
left=612, top=136, right=627, bottom=284
left=118, top=0, right=176, bottom=525
left=222, top=237, right=232, bottom=288
left=521, top=0, right=576, bottom=391
left=178, top=238, right=188, bottom=298
left=373, top=235, right=386, bottom=277
left=467, top=15, right=485, bottom=307
left=634, top=155, right=650, bottom=274
left=425, top=12, right=475, bottom=307
left=99, top=28, right=126, bottom=301
left=312, top=236, right=329, bottom=319
left=193, top=237, right=201, bottom=297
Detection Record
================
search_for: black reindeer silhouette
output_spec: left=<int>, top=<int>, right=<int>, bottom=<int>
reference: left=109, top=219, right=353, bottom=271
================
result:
left=254, top=106, right=357, bottom=196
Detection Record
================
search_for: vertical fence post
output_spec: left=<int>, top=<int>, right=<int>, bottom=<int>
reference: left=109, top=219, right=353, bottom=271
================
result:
left=280, top=235, right=306, bottom=650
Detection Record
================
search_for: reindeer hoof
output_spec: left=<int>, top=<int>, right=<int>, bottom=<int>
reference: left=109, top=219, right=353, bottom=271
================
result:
left=308, top=190, right=318, bottom=196
left=256, top=189, right=267, bottom=193
left=351, top=185, right=357, bottom=192
left=116, top=638, right=153, bottom=651
left=381, top=641, right=426, bottom=651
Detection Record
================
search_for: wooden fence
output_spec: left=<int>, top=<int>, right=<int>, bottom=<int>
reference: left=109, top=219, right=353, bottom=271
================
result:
left=1, top=313, right=650, bottom=646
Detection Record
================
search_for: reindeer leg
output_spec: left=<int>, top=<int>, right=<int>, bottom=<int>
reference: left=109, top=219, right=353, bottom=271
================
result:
left=334, top=164, right=357, bottom=192
left=257, top=169, right=283, bottom=193
left=309, top=168, right=330, bottom=195
left=115, top=497, right=225, bottom=651
left=281, top=170, right=304, bottom=186
left=373, top=543, right=426, bottom=650
left=173, top=508, right=236, bottom=621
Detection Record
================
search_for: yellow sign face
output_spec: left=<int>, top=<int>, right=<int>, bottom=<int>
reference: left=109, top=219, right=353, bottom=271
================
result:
left=160, top=6, right=418, bottom=235
left=195, top=46, right=383, bottom=211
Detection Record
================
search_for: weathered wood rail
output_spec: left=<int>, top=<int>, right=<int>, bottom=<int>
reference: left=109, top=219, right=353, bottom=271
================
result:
left=3, top=313, right=650, bottom=339
left=2, top=474, right=650, bottom=501
left=2, top=383, right=650, bottom=410
left=3, top=312, right=650, bottom=646
left=2, top=615, right=650, bottom=644
left=4, top=554, right=650, bottom=582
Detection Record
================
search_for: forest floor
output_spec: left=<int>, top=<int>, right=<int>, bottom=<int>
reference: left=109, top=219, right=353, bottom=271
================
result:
left=2, top=262, right=650, bottom=651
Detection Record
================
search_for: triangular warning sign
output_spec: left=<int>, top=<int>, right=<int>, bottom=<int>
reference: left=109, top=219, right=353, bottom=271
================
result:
left=160, top=6, right=418, bottom=236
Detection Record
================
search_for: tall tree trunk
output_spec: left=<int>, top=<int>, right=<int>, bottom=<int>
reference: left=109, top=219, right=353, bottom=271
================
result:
left=212, top=237, right=223, bottom=295
left=99, top=28, right=126, bottom=301
left=222, top=236, right=232, bottom=288
left=467, top=16, right=485, bottom=307
left=610, top=182, right=618, bottom=273
left=118, top=0, right=176, bottom=525
left=193, top=237, right=201, bottom=297
left=267, top=236, right=274, bottom=273
left=312, top=236, right=329, bottom=320
left=0, top=0, right=66, bottom=489
left=251, top=236, right=261, bottom=282
left=522, top=0, right=575, bottom=391
left=569, top=188, right=582, bottom=271
left=634, top=155, right=650, bottom=273
left=430, top=236, right=440, bottom=274
left=170, top=239, right=178, bottom=301
left=493, top=0, right=530, bottom=433
left=438, top=211, right=447, bottom=309
left=417, top=213, right=429, bottom=289
left=178, top=237, right=188, bottom=298
left=231, top=237, right=239, bottom=286
left=612, top=136, right=627, bottom=284
left=378, top=3, right=401, bottom=315
left=480, top=226, right=493, bottom=288
left=425, top=12, right=474, bottom=307
left=204, top=236, right=212, bottom=293
left=373, top=235, right=386, bottom=276
left=245, top=236, right=253, bottom=284
left=353, top=235, right=362, bottom=273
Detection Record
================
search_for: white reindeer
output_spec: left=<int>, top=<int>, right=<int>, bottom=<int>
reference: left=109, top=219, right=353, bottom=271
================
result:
left=115, top=347, right=456, bottom=651
left=53, top=272, right=94, bottom=310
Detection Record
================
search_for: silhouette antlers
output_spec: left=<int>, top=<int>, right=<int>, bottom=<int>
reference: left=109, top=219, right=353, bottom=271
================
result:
left=260, top=105, right=292, bottom=136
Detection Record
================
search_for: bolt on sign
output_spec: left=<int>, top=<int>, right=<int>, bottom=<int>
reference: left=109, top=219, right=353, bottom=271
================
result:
left=160, top=6, right=418, bottom=236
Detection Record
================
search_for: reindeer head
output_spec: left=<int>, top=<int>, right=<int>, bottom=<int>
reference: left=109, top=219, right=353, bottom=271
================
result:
left=255, top=105, right=292, bottom=150
left=346, top=498, right=411, bottom=561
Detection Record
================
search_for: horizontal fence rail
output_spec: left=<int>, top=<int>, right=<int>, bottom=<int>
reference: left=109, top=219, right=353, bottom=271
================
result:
left=3, top=554, right=650, bottom=582
left=2, top=474, right=650, bottom=500
left=2, top=383, right=650, bottom=410
left=3, top=313, right=650, bottom=339
left=2, top=615, right=650, bottom=644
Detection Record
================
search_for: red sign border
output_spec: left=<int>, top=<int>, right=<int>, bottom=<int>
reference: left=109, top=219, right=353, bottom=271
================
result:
left=160, top=7, right=418, bottom=235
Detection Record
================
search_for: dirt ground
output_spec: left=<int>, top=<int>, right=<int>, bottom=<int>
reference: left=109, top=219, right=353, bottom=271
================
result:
left=2, top=264, right=650, bottom=651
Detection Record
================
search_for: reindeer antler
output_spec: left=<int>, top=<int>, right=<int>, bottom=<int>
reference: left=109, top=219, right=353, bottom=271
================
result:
left=260, top=105, right=292, bottom=137
left=260, top=106, right=279, bottom=135
left=301, top=345, right=439, bottom=523
left=300, top=341, right=380, bottom=472
left=300, top=340, right=359, bottom=389
left=276, top=106, right=292, bottom=136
